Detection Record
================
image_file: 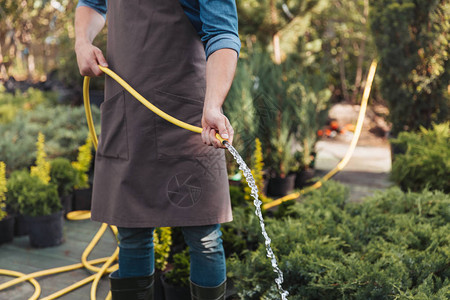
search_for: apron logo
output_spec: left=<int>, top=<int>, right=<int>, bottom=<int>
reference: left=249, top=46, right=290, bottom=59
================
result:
left=167, top=173, right=202, bottom=208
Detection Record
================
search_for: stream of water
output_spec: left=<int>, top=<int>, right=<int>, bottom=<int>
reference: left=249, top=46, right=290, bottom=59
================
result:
left=225, top=142, right=289, bottom=300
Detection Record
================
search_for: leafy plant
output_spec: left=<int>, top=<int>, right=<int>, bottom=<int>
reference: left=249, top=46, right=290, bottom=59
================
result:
left=0, top=87, right=56, bottom=124
left=390, top=122, right=450, bottom=193
left=369, top=0, right=449, bottom=136
left=30, top=132, right=51, bottom=184
left=221, top=206, right=262, bottom=259
left=6, top=170, right=61, bottom=217
left=227, top=181, right=450, bottom=299
left=164, top=248, right=190, bottom=288
left=72, top=135, right=93, bottom=189
left=0, top=162, right=7, bottom=221
left=154, top=227, right=172, bottom=271
left=243, top=138, right=271, bottom=203
left=0, top=104, right=100, bottom=173
left=50, top=158, right=77, bottom=197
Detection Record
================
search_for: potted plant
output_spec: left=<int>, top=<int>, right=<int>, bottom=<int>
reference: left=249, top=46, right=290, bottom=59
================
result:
left=161, top=248, right=191, bottom=300
left=243, top=138, right=272, bottom=203
left=0, top=161, right=14, bottom=244
left=7, top=133, right=64, bottom=247
left=72, top=136, right=94, bottom=211
left=50, top=157, right=77, bottom=217
left=5, top=170, right=29, bottom=236
left=266, top=126, right=299, bottom=197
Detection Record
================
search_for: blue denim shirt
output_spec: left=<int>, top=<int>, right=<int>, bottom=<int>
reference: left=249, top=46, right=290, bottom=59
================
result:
left=77, top=0, right=240, bottom=59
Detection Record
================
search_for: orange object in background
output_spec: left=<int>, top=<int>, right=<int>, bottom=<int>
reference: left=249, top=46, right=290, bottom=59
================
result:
left=344, top=123, right=356, bottom=132
left=330, top=120, right=339, bottom=130
left=325, top=129, right=332, bottom=136
left=317, top=129, right=324, bottom=137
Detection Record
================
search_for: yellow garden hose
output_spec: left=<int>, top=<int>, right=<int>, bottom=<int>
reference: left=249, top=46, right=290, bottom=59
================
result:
left=0, top=60, right=376, bottom=300
left=262, top=60, right=378, bottom=210
left=83, top=65, right=226, bottom=150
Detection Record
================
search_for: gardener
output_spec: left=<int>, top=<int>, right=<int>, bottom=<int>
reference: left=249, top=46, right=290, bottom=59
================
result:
left=74, top=0, right=239, bottom=299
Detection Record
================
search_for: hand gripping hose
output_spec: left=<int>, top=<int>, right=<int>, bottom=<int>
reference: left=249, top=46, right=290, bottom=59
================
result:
left=83, top=65, right=226, bottom=150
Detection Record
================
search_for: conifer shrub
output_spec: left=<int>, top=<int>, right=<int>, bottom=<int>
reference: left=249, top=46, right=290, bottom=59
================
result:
left=164, top=248, right=190, bottom=287
left=0, top=162, right=7, bottom=221
left=50, top=158, right=77, bottom=197
left=390, top=122, right=450, bottom=193
left=72, top=136, right=93, bottom=189
left=154, top=227, right=172, bottom=271
left=369, top=0, right=449, bottom=136
left=227, top=181, right=450, bottom=299
left=6, top=170, right=61, bottom=217
left=0, top=104, right=99, bottom=172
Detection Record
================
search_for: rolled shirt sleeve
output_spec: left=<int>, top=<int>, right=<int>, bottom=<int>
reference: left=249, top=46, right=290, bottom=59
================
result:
left=77, top=0, right=107, bottom=19
left=199, top=0, right=241, bottom=59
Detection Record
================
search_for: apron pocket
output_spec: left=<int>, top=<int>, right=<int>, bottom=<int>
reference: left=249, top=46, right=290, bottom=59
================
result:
left=97, top=90, right=129, bottom=160
left=152, top=89, right=212, bottom=159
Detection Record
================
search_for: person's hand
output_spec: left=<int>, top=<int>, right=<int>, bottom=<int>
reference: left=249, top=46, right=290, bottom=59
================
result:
left=75, top=41, right=108, bottom=77
left=201, top=106, right=234, bottom=149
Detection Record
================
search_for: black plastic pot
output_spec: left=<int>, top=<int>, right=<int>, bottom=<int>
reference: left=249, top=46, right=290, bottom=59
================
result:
left=160, top=274, right=190, bottom=300
left=154, top=270, right=164, bottom=300
left=24, top=210, right=64, bottom=248
left=294, top=168, right=316, bottom=189
left=267, top=174, right=296, bottom=197
left=60, top=194, right=73, bottom=217
left=14, top=214, right=29, bottom=236
left=73, top=188, right=92, bottom=211
left=0, top=215, right=15, bottom=244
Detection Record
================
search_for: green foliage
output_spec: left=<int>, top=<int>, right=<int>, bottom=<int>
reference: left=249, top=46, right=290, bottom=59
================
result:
left=50, top=158, right=77, bottom=197
left=225, top=51, right=330, bottom=177
left=222, top=206, right=263, bottom=259
left=30, top=132, right=51, bottom=184
left=154, top=227, right=172, bottom=271
left=72, top=136, right=93, bottom=189
left=0, top=87, right=56, bottom=124
left=164, top=248, right=190, bottom=288
left=0, top=162, right=7, bottom=220
left=229, top=185, right=247, bottom=208
left=369, top=0, right=450, bottom=136
left=243, top=138, right=271, bottom=203
left=0, top=103, right=100, bottom=173
left=227, top=181, right=450, bottom=299
left=6, top=170, right=61, bottom=217
left=391, top=122, right=450, bottom=193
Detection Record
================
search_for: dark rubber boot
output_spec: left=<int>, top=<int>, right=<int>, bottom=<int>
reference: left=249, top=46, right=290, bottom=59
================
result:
left=109, top=270, right=154, bottom=300
left=190, top=280, right=226, bottom=300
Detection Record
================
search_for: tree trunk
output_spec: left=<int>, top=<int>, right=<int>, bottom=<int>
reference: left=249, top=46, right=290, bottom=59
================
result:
left=270, top=0, right=281, bottom=64
left=339, top=51, right=350, bottom=102
left=351, top=39, right=366, bottom=103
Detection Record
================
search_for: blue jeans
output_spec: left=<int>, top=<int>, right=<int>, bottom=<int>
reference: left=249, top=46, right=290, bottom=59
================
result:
left=117, top=224, right=226, bottom=287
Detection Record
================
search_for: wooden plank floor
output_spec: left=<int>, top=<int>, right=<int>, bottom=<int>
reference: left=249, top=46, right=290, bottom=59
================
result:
left=0, top=218, right=118, bottom=300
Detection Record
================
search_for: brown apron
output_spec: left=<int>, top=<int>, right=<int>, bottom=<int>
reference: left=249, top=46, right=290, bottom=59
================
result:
left=90, top=0, right=232, bottom=228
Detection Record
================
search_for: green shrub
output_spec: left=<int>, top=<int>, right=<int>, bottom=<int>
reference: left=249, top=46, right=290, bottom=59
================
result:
left=72, top=136, right=93, bottom=189
left=0, top=162, right=7, bottom=221
left=390, top=122, right=450, bottom=193
left=154, top=227, right=172, bottom=271
left=50, top=158, right=77, bottom=197
left=227, top=181, right=450, bottom=299
left=222, top=206, right=263, bottom=259
left=369, top=0, right=449, bottom=136
left=0, top=104, right=100, bottom=172
left=6, top=170, right=61, bottom=217
left=0, top=86, right=57, bottom=124
left=164, top=248, right=190, bottom=288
